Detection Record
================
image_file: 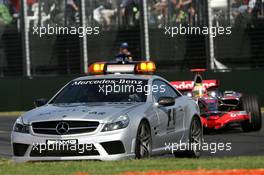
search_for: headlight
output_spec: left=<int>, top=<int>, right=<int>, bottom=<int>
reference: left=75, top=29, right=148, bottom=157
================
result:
left=13, top=118, right=30, bottom=134
left=102, top=115, right=129, bottom=132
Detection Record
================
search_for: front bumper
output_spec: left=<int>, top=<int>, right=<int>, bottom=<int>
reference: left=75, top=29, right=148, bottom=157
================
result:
left=11, top=127, right=136, bottom=162
left=201, top=111, right=250, bottom=129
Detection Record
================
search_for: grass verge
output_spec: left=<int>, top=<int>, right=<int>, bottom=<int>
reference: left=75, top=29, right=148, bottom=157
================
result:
left=0, top=156, right=263, bottom=175
left=0, top=111, right=24, bottom=117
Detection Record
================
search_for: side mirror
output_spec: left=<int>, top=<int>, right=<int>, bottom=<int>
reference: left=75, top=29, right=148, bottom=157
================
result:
left=34, top=98, right=48, bottom=107
left=158, top=97, right=175, bottom=107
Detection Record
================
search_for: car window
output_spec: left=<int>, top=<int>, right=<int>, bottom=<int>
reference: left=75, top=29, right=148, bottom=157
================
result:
left=167, top=84, right=179, bottom=98
left=51, top=79, right=149, bottom=103
left=152, top=79, right=180, bottom=101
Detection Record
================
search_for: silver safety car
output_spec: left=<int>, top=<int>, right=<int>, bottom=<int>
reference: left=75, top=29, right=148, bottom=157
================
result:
left=11, top=61, right=202, bottom=162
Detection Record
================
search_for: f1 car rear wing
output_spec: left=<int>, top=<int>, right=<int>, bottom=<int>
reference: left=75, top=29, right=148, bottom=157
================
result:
left=170, top=80, right=220, bottom=92
left=170, top=68, right=220, bottom=91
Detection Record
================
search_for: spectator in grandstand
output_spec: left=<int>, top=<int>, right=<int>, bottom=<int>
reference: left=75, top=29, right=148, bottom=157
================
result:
left=67, top=0, right=78, bottom=11
left=0, top=0, right=12, bottom=49
left=248, top=0, right=262, bottom=18
left=93, top=0, right=117, bottom=30
left=248, top=0, right=264, bottom=27
left=231, top=0, right=263, bottom=27
left=120, top=0, right=140, bottom=27
left=0, top=0, right=12, bottom=25
left=9, top=0, right=37, bottom=13
left=153, top=0, right=168, bottom=13
left=50, top=0, right=66, bottom=26
left=152, top=0, right=168, bottom=28
left=9, top=0, right=19, bottom=13
left=232, top=0, right=248, bottom=17
left=171, top=0, right=196, bottom=25
left=0, top=0, right=14, bottom=76
left=9, top=0, right=20, bottom=24
left=231, top=0, right=251, bottom=27
left=66, top=0, right=79, bottom=26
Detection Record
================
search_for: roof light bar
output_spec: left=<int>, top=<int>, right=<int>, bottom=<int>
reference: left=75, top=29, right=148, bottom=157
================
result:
left=88, top=62, right=105, bottom=74
left=88, top=61, right=156, bottom=75
left=136, top=61, right=156, bottom=74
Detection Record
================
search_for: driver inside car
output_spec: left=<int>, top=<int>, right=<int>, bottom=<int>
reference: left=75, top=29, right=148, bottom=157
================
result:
left=192, top=83, right=207, bottom=98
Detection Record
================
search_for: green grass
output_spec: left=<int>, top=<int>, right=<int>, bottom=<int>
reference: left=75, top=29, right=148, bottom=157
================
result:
left=0, top=156, right=264, bottom=175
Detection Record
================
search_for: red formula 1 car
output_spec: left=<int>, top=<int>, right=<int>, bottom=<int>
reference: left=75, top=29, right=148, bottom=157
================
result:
left=171, top=69, right=262, bottom=133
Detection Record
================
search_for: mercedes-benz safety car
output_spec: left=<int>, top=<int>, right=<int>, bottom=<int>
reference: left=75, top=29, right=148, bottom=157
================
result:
left=171, top=69, right=262, bottom=133
left=11, top=60, right=202, bottom=162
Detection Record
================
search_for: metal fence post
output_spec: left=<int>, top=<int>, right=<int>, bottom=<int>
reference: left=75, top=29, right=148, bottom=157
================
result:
left=80, top=0, right=88, bottom=74
left=21, top=0, right=31, bottom=77
left=142, top=0, right=150, bottom=61
left=207, top=0, right=215, bottom=70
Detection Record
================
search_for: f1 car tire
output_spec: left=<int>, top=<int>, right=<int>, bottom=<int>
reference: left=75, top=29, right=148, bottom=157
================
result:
left=174, top=116, right=203, bottom=158
left=241, top=95, right=262, bottom=132
left=135, top=120, right=152, bottom=159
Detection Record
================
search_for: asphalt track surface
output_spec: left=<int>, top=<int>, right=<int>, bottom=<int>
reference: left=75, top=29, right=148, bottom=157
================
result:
left=0, top=115, right=264, bottom=158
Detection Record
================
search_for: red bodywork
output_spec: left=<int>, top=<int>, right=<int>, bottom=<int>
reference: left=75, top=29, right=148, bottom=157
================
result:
left=200, top=111, right=250, bottom=129
left=170, top=80, right=251, bottom=130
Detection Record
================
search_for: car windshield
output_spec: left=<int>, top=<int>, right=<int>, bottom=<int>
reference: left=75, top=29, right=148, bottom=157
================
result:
left=51, top=78, right=148, bottom=104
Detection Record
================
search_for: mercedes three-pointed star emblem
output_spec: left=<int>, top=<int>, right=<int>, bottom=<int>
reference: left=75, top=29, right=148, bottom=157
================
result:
left=56, top=122, right=69, bottom=135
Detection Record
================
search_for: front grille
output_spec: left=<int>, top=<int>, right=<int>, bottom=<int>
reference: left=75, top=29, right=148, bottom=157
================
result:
left=30, top=144, right=99, bottom=157
left=32, top=121, right=99, bottom=135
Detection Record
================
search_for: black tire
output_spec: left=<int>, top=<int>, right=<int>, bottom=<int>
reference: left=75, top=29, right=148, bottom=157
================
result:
left=135, top=120, right=152, bottom=159
left=241, top=94, right=262, bottom=132
left=174, top=116, right=203, bottom=158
